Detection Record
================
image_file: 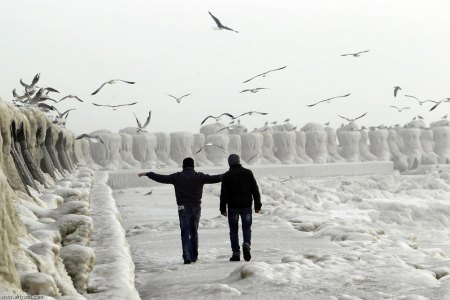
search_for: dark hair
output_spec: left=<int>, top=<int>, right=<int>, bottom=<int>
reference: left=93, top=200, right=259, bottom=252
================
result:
left=228, top=154, right=240, bottom=166
left=182, top=157, right=195, bottom=169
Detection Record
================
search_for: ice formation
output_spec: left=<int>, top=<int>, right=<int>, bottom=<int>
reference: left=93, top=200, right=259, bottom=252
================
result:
left=0, top=95, right=450, bottom=297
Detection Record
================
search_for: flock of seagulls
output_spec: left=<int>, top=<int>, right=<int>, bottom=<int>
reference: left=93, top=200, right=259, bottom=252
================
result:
left=9, top=11, right=449, bottom=154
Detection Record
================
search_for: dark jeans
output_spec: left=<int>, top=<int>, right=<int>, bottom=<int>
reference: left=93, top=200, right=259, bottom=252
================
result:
left=178, top=206, right=201, bottom=261
left=227, top=207, right=252, bottom=253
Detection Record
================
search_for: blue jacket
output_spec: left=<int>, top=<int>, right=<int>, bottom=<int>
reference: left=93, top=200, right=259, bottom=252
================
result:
left=145, top=168, right=223, bottom=207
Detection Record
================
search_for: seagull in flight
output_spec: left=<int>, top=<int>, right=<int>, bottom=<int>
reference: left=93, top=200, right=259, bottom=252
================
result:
left=75, top=133, right=105, bottom=144
left=13, top=88, right=36, bottom=101
left=92, top=101, right=137, bottom=110
left=338, top=112, right=368, bottom=122
left=91, top=79, right=135, bottom=95
left=58, top=95, right=84, bottom=103
left=200, top=113, right=234, bottom=125
left=429, top=98, right=450, bottom=112
left=20, top=73, right=40, bottom=90
left=208, top=11, right=238, bottom=33
left=404, top=95, right=438, bottom=106
left=134, top=110, right=152, bottom=133
left=341, top=50, right=370, bottom=57
left=239, top=88, right=268, bottom=93
left=389, top=105, right=410, bottom=112
left=243, top=66, right=287, bottom=83
left=233, top=111, right=268, bottom=119
left=245, top=154, right=269, bottom=164
left=167, top=93, right=192, bottom=103
left=394, top=86, right=401, bottom=97
left=306, top=93, right=351, bottom=107
left=195, top=142, right=227, bottom=154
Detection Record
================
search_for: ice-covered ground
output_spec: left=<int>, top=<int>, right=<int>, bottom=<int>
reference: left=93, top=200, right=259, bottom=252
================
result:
left=115, top=170, right=450, bottom=300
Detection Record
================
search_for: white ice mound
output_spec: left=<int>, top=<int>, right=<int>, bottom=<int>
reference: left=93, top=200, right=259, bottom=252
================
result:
left=272, top=131, right=298, bottom=164
left=369, top=129, right=391, bottom=161
left=170, top=131, right=194, bottom=166
left=60, top=244, right=95, bottom=293
left=302, top=123, right=329, bottom=163
left=205, top=134, right=229, bottom=166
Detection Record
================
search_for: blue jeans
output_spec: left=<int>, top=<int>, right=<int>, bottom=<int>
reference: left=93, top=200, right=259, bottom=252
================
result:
left=227, top=207, right=252, bottom=254
left=178, top=206, right=201, bottom=261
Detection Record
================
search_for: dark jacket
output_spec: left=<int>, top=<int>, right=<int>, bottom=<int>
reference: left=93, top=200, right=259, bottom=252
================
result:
left=145, top=168, right=222, bottom=207
left=220, top=164, right=261, bottom=213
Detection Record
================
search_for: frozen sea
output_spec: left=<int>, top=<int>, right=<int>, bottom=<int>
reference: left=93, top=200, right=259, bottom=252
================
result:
left=114, top=171, right=450, bottom=300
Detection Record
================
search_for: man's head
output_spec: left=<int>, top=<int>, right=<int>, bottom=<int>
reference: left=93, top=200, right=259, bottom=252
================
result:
left=228, top=154, right=240, bottom=167
left=182, top=157, right=195, bottom=169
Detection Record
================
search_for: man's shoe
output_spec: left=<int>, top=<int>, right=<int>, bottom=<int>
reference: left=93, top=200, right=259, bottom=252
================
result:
left=184, top=259, right=192, bottom=264
left=192, top=258, right=198, bottom=263
left=229, top=253, right=240, bottom=262
left=243, top=244, right=251, bottom=262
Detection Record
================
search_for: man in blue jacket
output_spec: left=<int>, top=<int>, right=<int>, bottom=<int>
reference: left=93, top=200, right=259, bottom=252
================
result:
left=138, top=157, right=222, bottom=264
left=220, top=154, right=261, bottom=262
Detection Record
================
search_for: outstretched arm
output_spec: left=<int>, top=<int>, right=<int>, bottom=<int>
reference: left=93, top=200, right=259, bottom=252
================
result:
left=200, top=173, right=223, bottom=184
left=138, top=171, right=175, bottom=184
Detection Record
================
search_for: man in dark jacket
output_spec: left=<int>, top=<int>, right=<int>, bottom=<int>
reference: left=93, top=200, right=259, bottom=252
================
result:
left=220, top=154, right=261, bottom=262
left=138, top=157, right=222, bottom=264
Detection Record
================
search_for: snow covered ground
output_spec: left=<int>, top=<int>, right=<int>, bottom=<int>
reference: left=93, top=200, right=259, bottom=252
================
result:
left=114, top=169, right=450, bottom=300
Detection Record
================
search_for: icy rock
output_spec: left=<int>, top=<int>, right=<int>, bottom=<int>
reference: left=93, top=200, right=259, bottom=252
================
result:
left=170, top=132, right=194, bottom=166
left=193, top=133, right=213, bottom=166
left=20, top=272, right=59, bottom=297
left=324, top=127, right=344, bottom=163
left=388, top=129, right=409, bottom=171
left=302, top=123, right=329, bottom=163
left=337, top=130, right=361, bottom=162
left=27, top=242, right=78, bottom=295
left=60, top=244, right=95, bottom=293
left=359, top=130, right=377, bottom=161
left=261, top=129, right=280, bottom=164
left=420, top=127, right=439, bottom=165
left=56, top=215, right=93, bottom=246
left=272, top=131, right=298, bottom=164
left=398, top=127, right=423, bottom=169
left=200, top=122, right=227, bottom=137
left=369, top=129, right=391, bottom=161
left=119, top=133, right=141, bottom=169
left=205, top=134, right=229, bottom=166
left=89, top=130, right=123, bottom=170
left=154, top=132, right=177, bottom=167
left=432, top=126, right=450, bottom=164
left=228, top=134, right=242, bottom=157
left=241, top=132, right=265, bottom=165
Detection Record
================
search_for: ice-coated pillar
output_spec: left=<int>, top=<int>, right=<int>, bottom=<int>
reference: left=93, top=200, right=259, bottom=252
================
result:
left=368, top=129, right=391, bottom=161
left=170, top=132, right=194, bottom=167
left=302, top=123, right=329, bottom=163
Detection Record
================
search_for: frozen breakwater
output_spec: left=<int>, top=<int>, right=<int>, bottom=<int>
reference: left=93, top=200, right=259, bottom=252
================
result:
left=0, top=95, right=450, bottom=298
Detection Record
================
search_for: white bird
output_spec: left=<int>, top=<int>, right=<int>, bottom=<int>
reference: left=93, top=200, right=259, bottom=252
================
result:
left=341, top=50, right=370, bottom=57
left=389, top=105, right=410, bottom=112
left=195, top=143, right=227, bottom=154
left=144, top=190, right=153, bottom=196
left=307, top=93, right=351, bottom=107
left=166, top=93, right=192, bottom=103
left=429, top=98, right=450, bottom=112
left=233, top=111, right=268, bottom=119
left=58, top=95, right=84, bottom=103
left=243, top=66, right=287, bottom=83
left=19, top=73, right=40, bottom=89
left=338, top=112, right=368, bottom=122
left=245, top=154, right=268, bottom=164
left=200, top=113, right=234, bottom=125
left=92, top=101, right=137, bottom=110
left=134, top=110, right=152, bottom=133
left=91, top=79, right=135, bottom=95
left=75, top=133, right=104, bottom=144
left=404, top=95, right=438, bottom=106
left=394, top=86, right=401, bottom=97
left=208, top=11, right=238, bottom=33
left=239, top=88, right=268, bottom=93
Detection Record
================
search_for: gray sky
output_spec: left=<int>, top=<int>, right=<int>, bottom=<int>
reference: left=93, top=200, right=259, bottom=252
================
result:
left=1, top=0, right=450, bottom=135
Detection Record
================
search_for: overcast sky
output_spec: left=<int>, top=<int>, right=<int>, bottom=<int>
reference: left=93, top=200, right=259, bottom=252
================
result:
left=1, top=0, right=450, bottom=135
